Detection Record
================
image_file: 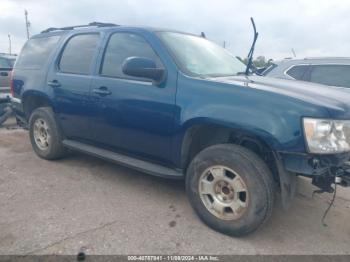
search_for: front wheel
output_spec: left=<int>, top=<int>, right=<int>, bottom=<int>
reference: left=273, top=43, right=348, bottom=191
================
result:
left=186, top=144, right=275, bottom=237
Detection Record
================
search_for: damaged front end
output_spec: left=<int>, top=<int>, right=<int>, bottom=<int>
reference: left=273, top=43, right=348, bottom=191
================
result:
left=276, top=151, right=350, bottom=209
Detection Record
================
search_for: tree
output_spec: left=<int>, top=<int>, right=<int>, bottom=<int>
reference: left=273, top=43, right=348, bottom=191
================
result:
left=236, top=56, right=274, bottom=68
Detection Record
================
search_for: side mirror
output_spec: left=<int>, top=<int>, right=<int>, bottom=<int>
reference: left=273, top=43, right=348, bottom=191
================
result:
left=122, top=57, right=165, bottom=83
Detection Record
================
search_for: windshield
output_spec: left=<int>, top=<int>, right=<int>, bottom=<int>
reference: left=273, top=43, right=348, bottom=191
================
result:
left=158, top=32, right=246, bottom=77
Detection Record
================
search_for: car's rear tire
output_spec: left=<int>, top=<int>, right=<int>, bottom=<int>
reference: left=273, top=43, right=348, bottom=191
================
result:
left=186, top=144, right=275, bottom=237
left=29, top=107, right=66, bottom=160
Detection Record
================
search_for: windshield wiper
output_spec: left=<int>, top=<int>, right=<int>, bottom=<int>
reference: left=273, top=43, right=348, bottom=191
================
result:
left=245, top=17, right=259, bottom=75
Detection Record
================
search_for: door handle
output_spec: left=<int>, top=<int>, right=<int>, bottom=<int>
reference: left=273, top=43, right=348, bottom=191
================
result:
left=0, top=72, right=8, bottom=76
left=47, top=80, right=61, bottom=88
left=92, top=86, right=112, bottom=96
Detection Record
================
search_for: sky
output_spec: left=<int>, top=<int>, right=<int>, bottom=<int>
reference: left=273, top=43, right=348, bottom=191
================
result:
left=1, top=0, right=350, bottom=60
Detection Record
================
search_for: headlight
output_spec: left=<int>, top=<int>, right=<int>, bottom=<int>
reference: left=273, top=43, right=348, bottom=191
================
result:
left=303, top=118, right=350, bottom=154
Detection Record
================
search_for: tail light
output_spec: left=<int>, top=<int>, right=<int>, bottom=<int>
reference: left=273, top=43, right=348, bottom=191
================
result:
left=10, top=70, right=14, bottom=97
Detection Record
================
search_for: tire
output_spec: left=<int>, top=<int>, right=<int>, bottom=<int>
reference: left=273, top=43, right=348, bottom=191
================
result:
left=186, top=144, right=275, bottom=237
left=29, top=107, right=66, bottom=160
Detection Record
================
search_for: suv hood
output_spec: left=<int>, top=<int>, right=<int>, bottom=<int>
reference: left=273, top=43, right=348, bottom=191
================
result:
left=208, top=75, right=350, bottom=119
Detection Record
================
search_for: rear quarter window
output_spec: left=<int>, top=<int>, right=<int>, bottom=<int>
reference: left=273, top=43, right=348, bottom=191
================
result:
left=15, top=36, right=60, bottom=69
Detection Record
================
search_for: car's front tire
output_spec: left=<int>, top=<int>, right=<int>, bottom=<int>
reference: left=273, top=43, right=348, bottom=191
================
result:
left=29, top=107, right=66, bottom=160
left=186, top=144, right=275, bottom=237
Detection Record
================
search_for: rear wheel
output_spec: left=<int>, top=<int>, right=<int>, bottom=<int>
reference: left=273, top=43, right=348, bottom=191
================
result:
left=29, top=107, right=66, bottom=160
left=186, top=144, right=275, bottom=236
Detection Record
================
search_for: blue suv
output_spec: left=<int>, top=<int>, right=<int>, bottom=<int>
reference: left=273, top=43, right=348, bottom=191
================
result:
left=11, top=22, right=350, bottom=236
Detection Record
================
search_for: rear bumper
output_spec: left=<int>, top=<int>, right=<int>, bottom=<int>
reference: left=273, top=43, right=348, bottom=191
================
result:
left=9, top=96, right=27, bottom=127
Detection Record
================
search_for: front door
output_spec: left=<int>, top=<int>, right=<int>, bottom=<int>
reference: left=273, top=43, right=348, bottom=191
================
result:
left=90, top=32, right=177, bottom=164
left=47, top=33, right=101, bottom=141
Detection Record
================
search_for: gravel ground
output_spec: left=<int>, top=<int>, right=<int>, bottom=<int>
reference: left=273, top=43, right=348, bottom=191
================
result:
left=0, top=118, right=350, bottom=255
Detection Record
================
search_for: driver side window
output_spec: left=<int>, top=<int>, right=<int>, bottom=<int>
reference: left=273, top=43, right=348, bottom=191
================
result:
left=100, top=33, right=163, bottom=80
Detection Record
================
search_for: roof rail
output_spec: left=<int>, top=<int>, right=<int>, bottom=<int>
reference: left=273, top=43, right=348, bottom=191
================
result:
left=41, top=22, right=119, bottom=34
left=304, top=57, right=350, bottom=60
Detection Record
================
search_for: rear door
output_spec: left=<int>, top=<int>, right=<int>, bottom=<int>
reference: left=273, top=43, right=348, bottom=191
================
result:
left=47, top=33, right=101, bottom=141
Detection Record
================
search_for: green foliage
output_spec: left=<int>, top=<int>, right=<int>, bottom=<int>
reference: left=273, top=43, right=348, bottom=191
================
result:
left=236, top=56, right=273, bottom=68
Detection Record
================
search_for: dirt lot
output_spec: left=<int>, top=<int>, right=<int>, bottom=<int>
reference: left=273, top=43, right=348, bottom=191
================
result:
left=0, top=118, right=350, bottom=255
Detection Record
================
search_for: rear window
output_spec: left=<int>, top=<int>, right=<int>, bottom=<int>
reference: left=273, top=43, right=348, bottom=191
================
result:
left=16, top=36, right=60, bottom=69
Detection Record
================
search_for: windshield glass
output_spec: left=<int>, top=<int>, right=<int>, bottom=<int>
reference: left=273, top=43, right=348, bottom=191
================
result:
left=158, top=32, right=246, bottom=77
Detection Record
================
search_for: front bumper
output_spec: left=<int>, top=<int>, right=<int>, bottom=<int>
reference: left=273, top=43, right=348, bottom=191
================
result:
left=339, top=162, right=350, bottom=187
left=278, top=151, right=350, bottom=195
left=279, top=151, right=350, bottom=177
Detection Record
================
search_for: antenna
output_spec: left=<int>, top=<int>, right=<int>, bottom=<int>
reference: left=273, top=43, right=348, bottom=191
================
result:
left=24, top=9, right=30, bottom=39
left=245, top=17, right=259, bottom=75
left=291, top=48, right=297, bottom=58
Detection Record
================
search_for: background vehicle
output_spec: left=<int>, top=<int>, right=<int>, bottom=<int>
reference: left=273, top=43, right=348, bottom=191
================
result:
left=263, top=57, right=350, bottom=88
left=0, top=53, right=16, bottom=91
left=0, top=53, right=16, bottom=126
left=11, top=23, right=350, bottom=236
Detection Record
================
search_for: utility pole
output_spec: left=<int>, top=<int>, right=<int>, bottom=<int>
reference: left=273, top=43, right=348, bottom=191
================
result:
left=223, top=41, right=226, bottom=48
left=24, top=9, right=30, bottom=39
left=8, top=34, right=11, bottom=55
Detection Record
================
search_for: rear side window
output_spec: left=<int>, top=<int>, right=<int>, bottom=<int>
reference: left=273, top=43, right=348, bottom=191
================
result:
left=16, top=36, right=60, bottom=69
left=286, top=65, right=309, bottom=80
left=310, top=65, right=350, bottom=88
left=100, top=33, right=162, bottom=79
left=59, top=34, right=100, bottom=75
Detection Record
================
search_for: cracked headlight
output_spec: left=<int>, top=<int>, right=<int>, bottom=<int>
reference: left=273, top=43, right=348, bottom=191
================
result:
left=303, top=118, right=350, bottom=154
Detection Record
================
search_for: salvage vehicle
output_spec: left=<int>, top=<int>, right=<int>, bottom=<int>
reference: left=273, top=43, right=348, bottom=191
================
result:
left=11, top=21, right=350, bottom=236
left=263, top=57, right=350, bottom=88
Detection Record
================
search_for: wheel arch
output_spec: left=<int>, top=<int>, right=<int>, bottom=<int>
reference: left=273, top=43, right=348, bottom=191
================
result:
left=179, top=119, right=281, bottom=181
left=22, top=90, right=55, bottom=120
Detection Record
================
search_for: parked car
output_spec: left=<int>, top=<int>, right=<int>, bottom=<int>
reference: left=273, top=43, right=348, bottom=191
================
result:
left=263, top=57, right=350, bottom=88
left=11, top=23, right=350, bottom=236
left=0, top=54, right=16, bottom=126
left=0, top=53, right=16, bottom=91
